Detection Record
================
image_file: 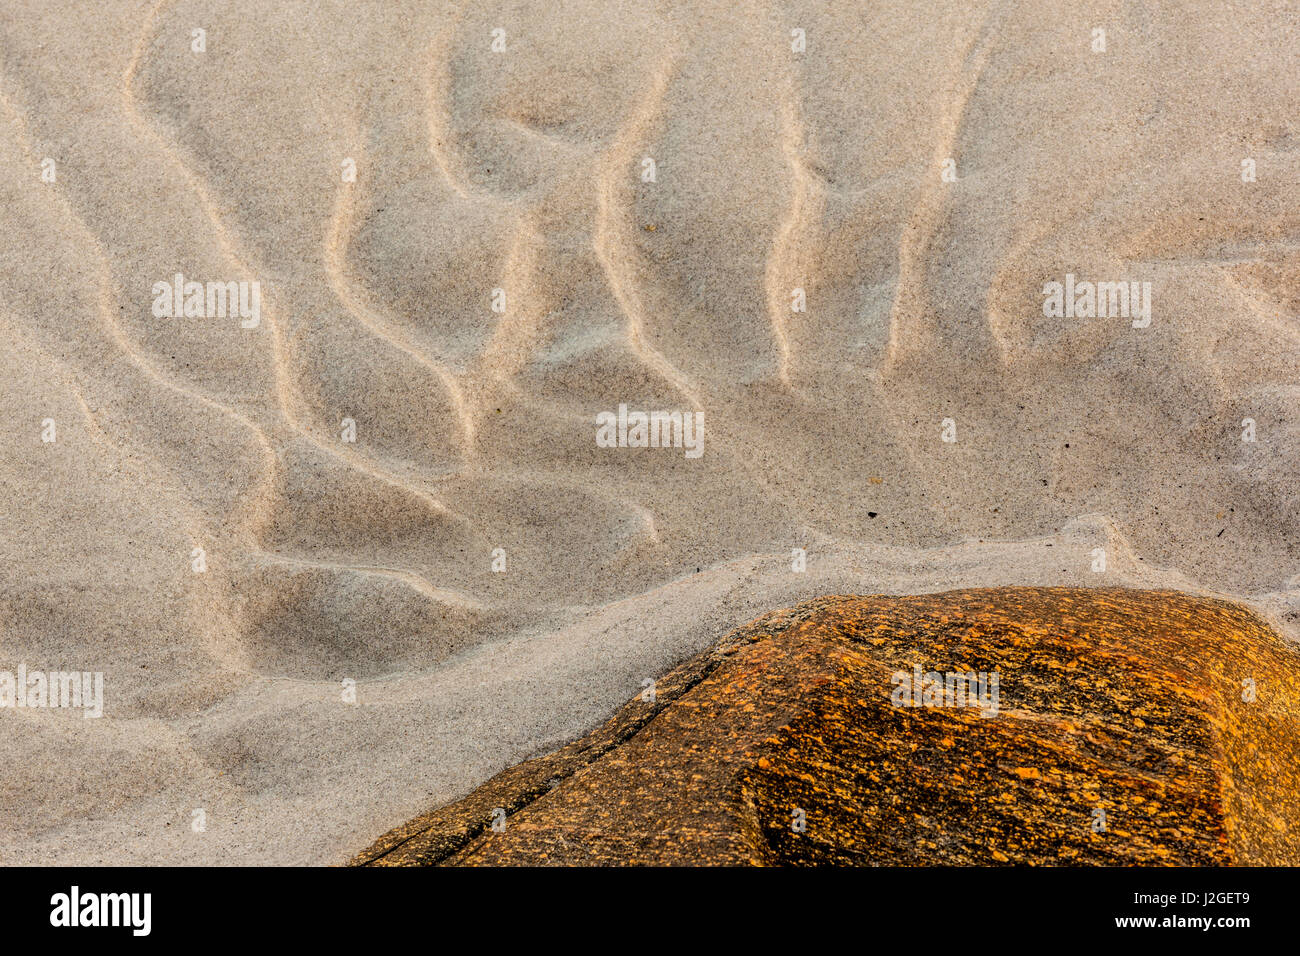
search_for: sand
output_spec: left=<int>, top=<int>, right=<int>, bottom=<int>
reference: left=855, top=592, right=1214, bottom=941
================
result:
left=0, top=0, right=1297, bottom=864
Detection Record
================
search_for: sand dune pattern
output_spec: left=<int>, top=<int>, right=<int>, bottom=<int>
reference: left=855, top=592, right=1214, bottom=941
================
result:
left=0, top=1, right=1296, bottom=864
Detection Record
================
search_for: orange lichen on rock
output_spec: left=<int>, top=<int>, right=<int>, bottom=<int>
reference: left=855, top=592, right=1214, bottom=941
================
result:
left=353, top=588, right=1300, bottom=866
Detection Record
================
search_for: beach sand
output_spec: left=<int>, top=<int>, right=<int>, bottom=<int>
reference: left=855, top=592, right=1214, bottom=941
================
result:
left=0, top=0, right=1296, bottom=864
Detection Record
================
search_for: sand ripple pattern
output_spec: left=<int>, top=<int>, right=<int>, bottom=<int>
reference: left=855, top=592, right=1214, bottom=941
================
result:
left=0, top=0, right=1296, bottom=864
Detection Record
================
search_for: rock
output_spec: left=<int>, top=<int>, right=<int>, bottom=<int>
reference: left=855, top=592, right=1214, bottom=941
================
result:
left=353, top=587, right=1300, bottom=866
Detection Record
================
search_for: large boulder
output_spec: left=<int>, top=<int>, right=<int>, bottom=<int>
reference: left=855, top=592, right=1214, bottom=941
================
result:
left=354, top=587, right=1300, bottom=866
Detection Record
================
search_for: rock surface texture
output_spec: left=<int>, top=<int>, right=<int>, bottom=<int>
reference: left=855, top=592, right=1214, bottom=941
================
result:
left=354, top=587, right=1300, bottom=866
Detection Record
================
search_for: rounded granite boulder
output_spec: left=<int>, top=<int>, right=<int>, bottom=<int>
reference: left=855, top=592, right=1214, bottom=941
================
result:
left=354, top=587, right=1300, bottom=866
